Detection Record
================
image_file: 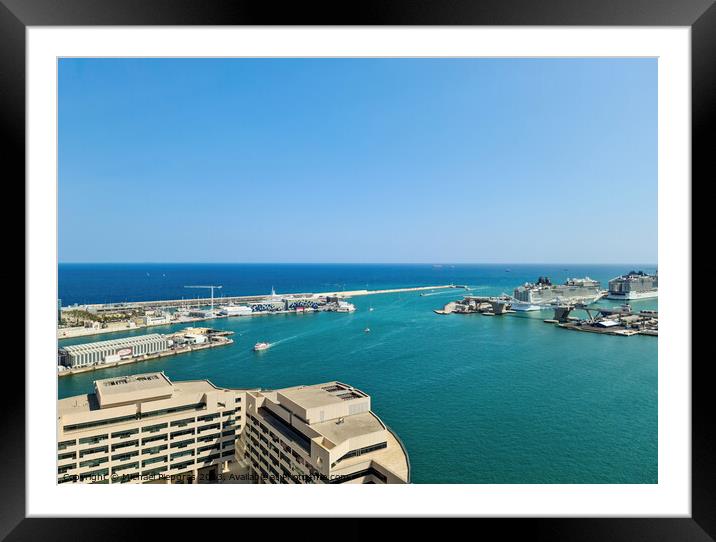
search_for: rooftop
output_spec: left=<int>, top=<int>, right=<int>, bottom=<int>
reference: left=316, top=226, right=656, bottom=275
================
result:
left=278, top=382, right=367, bottom=410
left=60, top=333, right=166, bottom=353
left=94, top=372, right=174, bottom=408
left=311, top=411, right=385, bottom=447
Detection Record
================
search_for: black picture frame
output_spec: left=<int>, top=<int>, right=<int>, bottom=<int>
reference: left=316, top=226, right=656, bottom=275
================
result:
left=4, top=0, right=709, bottom=539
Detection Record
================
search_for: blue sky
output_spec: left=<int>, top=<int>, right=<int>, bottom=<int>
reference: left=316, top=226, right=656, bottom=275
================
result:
left=58, top=58, right=657, bottom=264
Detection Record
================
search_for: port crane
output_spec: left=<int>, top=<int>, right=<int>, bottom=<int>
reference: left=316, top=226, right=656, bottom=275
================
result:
left=184, top=285, right=223, bottom=312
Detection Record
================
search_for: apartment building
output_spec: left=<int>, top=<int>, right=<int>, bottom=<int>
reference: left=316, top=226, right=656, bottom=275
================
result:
left=57, top=372, right=246, bottom=484
left=239, top=382, right=410, bottom=484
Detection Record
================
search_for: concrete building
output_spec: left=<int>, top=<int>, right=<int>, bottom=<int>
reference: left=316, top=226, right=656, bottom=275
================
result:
left=58, top=334, right=170, bottom=368
left=239, top=382, right=410, bottom=484
left=57, top=375, right=410, bottom=485
left=138, top=312, right=172, bottom=326
left=57, top=373, right=245, bottom=484
left=218, top=305, right=253, bottom=317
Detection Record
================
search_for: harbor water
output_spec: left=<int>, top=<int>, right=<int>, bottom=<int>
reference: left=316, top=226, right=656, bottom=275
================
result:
left=58, top=263, right=657, bottom=484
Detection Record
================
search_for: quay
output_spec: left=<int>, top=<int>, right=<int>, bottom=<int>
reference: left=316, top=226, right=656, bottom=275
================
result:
left=435, top=295, right=514, bottom=316
left=547, top=304, right=658, bottom=337
left=57, top=328, right=233, bottom=377
left=58, top=284, right=459, bottom=340
left=64, top=284, right=458, bottom=313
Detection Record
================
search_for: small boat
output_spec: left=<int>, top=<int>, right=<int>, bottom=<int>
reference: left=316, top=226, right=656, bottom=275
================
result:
left=369, top=306, right=374, bottom=312
left=364, top=328, right=371, bottom=333
left=253, top=342, right=271, bottom=351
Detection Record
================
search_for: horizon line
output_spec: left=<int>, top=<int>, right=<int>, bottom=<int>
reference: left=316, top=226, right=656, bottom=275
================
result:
left=58, top=261, right=658, bottom=266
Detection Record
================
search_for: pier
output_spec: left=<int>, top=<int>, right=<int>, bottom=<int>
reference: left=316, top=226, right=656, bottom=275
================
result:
left=62, top=284, right=458, bottom=313
left=547, top=304, right=658, bottom=337
left=58, top=328, right=234, bottom=377
left=435, top=295, right=514, bottom=316
left=59, top=284, right=460, bottom=339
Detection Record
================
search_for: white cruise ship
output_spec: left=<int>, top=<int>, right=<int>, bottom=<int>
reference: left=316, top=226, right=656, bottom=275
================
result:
left=511, top=276, right=604, bottom=311
left=606, top=271, right=658, bottom=300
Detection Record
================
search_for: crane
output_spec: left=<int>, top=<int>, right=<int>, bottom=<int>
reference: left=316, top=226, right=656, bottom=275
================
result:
left=184, top=285, right=223, bottom=312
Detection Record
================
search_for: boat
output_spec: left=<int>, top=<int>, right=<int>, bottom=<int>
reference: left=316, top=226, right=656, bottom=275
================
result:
left=606, top=271, right=658, bottom=300
left=364, top=328, right=371, bottom=333
left=253, top=342, right=271, bottom=352
left=336, top=301, right=356, bottom=312
left=369, top=307, right=374, bottom=312
left=511, top=276, right=604, bottom=311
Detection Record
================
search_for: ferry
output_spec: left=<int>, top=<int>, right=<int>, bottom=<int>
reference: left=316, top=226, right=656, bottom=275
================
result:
left=336, top=301, right=356, bottom=312
left=253, top=342, right=271, bottom=352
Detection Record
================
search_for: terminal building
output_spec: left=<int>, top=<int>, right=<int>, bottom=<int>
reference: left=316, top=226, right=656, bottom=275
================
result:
left=239, top=382, right=410, bottom=484
left=58, top=334, right=170, bottom=368
left=57, top=373, right=244, bottom=484
left=57, top=375, right=409, bottom=485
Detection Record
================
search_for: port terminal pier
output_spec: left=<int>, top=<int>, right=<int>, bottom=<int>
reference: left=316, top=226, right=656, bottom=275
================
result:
left=547, top=304, right=658, bottom=337
left=59, top=285, right=463, bottom=339
left=58, top=327, right=234, bottom=377
left=435, top=295, right=513, bottom=316
left=64, top=284, right=459, bottom=313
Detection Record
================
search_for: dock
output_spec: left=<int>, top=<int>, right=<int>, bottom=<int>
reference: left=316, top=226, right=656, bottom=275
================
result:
left=435, top=295, right=514, bottom=316
left=548, top=304, right=658, bottom=337
left=57, top=328, right=233, bottom=377
left=63, top=284, right=459, bottom=313
left=58, top=285, right=459, bottom=339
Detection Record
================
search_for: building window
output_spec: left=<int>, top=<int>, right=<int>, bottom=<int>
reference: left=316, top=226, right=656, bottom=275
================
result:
left=79, top=445, right=109, bottom=458
left=142, top=423, right=168, bottom=433
left=142, top=434, right=168, bottom=445
left=58, top=464, right=75, bottom=474
left=58, top=440, right=76, bottom=450
left=111, top=440, right=139, bottom=452
left=112, top=451, right=139, bottom=462
left=112, top=429, right=139, bottom=439
left=142, top=456, right=167, bottom=467
left=170, top=438, right=194, bottom=449
left=80, top=457, right=109, bottom=469
left=78, top=435, right=108, bottom=445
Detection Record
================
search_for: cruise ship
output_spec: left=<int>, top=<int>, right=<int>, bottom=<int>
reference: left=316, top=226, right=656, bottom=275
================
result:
left=606, top=271, right=658, bottom=300
left=511, top=276, right=604, bottom=311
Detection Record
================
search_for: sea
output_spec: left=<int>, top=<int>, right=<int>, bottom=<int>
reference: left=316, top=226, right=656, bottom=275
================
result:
left=58, top=263, right=658, bottom=484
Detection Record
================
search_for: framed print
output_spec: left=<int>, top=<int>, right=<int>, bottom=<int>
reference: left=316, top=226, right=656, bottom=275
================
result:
left=4, top=0, right=711, bottom=538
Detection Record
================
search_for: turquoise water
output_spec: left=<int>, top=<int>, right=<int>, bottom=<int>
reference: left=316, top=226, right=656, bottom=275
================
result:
left=58, top=264, right=657, bottom=484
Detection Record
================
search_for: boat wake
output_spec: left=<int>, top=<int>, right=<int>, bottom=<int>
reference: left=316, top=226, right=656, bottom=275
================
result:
left=269, top=334, right=299, bottom=347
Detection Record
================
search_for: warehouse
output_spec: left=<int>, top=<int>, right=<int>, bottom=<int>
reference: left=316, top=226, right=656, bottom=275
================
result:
left=58, top=334, right=170, bottom=368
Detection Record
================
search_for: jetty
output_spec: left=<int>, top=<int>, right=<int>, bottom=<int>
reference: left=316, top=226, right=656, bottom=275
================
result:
left=57, top=328, right=234, bottom=377
left=63, top=284, right=458, bottom=313
left=435, top=295, right=514, bottom=316
left=547, top=304, right=658, bottom=337
left=59, top=285, right=460, bottom=339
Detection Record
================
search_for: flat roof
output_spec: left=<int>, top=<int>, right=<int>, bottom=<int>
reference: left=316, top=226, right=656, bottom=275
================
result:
left=278, top=382, right=367, bottom=411
left=60, top=333, right=166, bottom=353
left=311, top=411, right=385, bottom=446
left=95, top=372, right=174, bottom=408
